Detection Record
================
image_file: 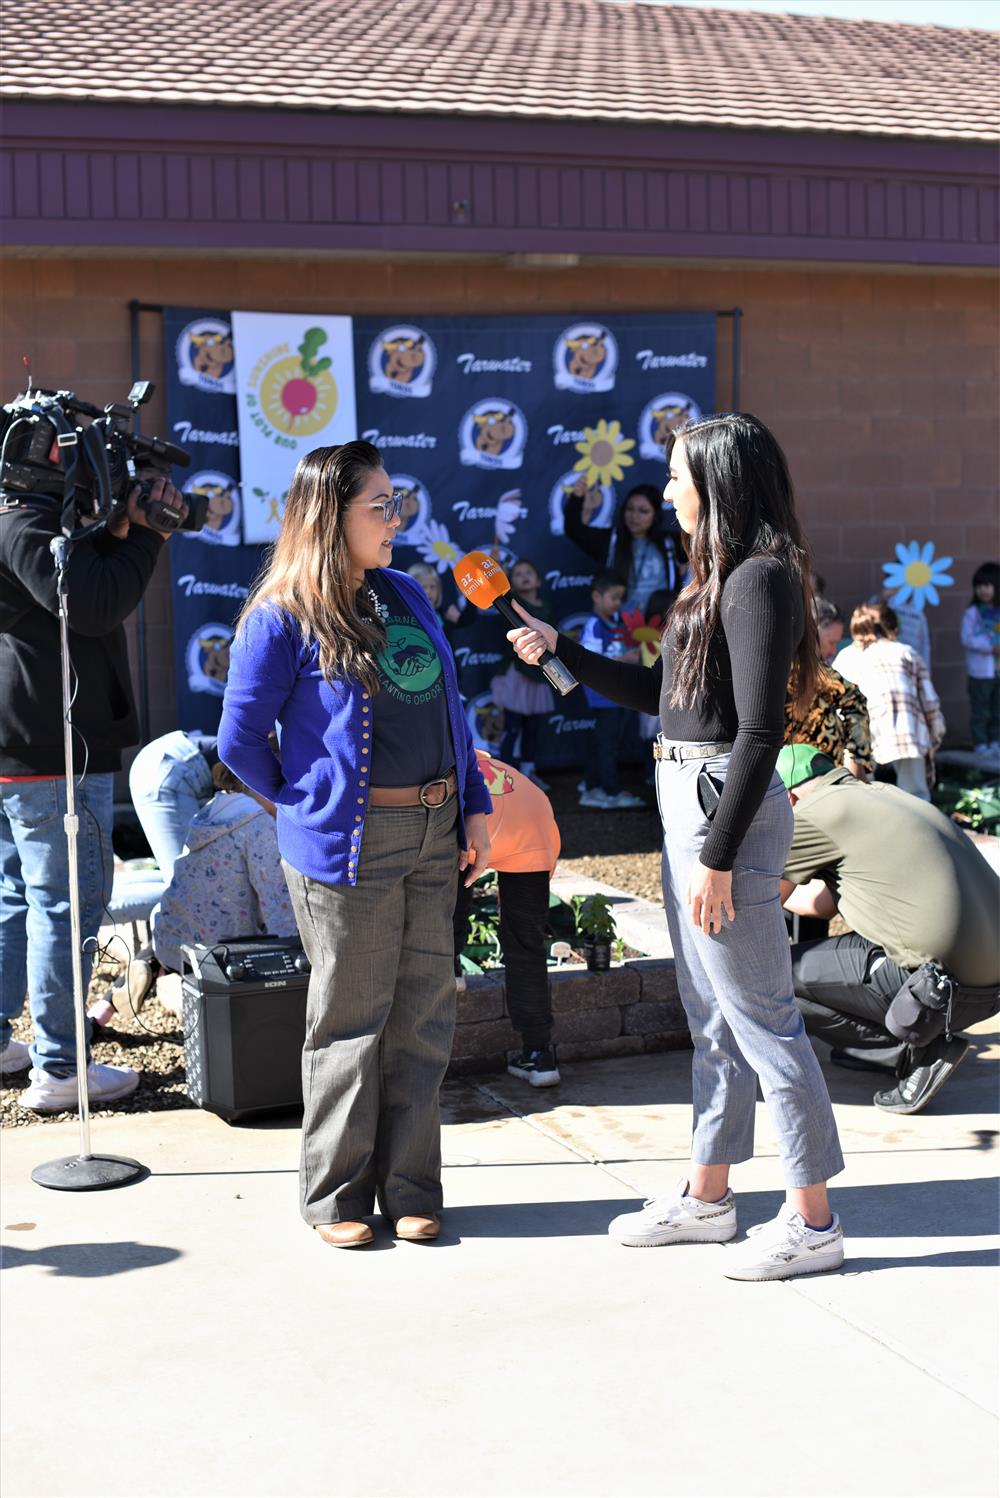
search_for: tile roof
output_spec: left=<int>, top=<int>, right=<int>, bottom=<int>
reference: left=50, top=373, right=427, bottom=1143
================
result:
left=2, top=0, right=997, bottom=142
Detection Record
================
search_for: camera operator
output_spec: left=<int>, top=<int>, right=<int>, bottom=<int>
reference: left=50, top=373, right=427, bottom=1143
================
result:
left=776, top=745, right=1000, bottom=1116
left=0, top=474, right=187, bottom=1112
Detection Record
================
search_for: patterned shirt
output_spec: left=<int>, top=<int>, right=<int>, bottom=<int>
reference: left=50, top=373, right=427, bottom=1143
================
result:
left=835, top=640, right=945, bottom=764
left=784, top=666, right=874, bottom=774
left=151, top=792, right=296, bottom=972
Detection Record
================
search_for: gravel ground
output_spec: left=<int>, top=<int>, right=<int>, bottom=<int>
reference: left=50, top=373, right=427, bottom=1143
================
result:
left=0, top=764, right=671, bottom=1129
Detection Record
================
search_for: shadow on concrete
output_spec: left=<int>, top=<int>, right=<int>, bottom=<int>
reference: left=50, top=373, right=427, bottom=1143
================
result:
left=844, top=1247, right=999, bottom=1273
left=0, top=1240, right=182, bottom=1277
left=439, top=1177, right=999, bottom=1259
left=736, top=1177, right=1000, bottom=1242
left=452, top=1041, right=998, bottom=1124
left=442, top=1197, right=637, bottom=1240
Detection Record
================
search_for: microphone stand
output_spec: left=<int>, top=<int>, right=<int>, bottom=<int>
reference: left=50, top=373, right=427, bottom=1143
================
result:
left=32, top=535, right=145, bottom=1191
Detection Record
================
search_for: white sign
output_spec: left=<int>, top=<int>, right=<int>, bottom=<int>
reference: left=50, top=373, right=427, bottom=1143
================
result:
left=232, top=311, right=357, bottom=543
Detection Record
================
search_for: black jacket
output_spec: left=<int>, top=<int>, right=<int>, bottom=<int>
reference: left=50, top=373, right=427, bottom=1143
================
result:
left=0, top=498, right=164, bottom=775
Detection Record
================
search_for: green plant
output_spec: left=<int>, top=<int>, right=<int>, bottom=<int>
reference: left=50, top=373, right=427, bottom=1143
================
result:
left=462, top=901, right=502, bottom=970
left=932, top=772, right=1000, bottom=833
left=572, top=893, right=618, bottom=944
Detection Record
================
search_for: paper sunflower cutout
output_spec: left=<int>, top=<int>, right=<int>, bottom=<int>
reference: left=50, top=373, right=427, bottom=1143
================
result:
left=494, top=490, right=525, bottom=545
left=573, top=419, right=635, bottom=487
left=882, top=541, right=954, bottom=611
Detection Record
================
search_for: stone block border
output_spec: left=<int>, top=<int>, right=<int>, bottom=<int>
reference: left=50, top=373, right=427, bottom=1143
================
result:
left=447, top=959, right=691, bottom=1075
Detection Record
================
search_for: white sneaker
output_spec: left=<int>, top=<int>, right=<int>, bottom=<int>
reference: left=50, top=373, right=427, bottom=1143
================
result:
left=608, top=1179, right=738, bottom=1247
left=604, top=791, right=644, bottom=809
left=723, top=1204, right=844, bottom=1281
left=579, top=788, right=613, bottom=808
left=19, top=1062, right=140, bottom=1114
left=1, top=1038, right=31, bottom=1076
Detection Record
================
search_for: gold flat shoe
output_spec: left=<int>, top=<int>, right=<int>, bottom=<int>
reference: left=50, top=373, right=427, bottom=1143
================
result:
left=315, top=1221, right=374, bottom=1248
left=394, top=1214, right=440, bottom=1242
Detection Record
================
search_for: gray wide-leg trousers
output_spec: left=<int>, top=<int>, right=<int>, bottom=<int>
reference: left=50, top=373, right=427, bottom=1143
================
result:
left=283, top=800, right=458, bottom=1225
left=656, top=749, right=845, bottom=1189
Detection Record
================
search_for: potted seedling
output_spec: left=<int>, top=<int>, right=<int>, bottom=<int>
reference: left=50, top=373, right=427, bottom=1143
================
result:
left=572, top=893, right=618, bottom=973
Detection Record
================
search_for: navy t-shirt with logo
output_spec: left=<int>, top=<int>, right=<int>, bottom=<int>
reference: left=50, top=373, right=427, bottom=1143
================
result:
left=367, top=572, right=454, bottom=788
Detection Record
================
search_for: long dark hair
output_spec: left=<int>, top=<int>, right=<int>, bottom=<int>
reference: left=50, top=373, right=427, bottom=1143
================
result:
left=666, top=413, right=818, bottom=713
left=609, top=482, right=675, bottom=587
left=238, top=441, right=387, bottom=693
left=971, top=561, right=999, bottom=605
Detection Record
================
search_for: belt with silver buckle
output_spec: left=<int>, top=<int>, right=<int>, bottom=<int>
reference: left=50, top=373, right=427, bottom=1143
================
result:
left=653, top=738, right=734, bottom=763
left=369, top=770, right=458, bottom=808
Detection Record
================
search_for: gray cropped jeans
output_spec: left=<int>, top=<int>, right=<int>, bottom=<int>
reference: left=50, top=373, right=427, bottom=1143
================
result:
left=282, top=799, right=458, bottom=1225
left=656, top=748, right=844, bottom=1188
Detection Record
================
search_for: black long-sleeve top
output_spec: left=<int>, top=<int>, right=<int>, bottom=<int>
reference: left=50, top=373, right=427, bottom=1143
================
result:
left=556, top=555, right=803, bottom=870
left=0, top=497, right=164, bottom=774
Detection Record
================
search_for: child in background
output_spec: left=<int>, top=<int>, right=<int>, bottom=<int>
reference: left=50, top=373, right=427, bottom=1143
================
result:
left=960, top=562, right=1000, bottom=756
left=836, top=602, right=944, bottom=799
left=406, top=561, right=445, bottom=621
left=489, top=558, right=554, bottom=789
left=578, top=570, right=644, bottom=809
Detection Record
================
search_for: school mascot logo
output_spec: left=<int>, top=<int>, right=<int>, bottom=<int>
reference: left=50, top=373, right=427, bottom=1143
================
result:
left=388, top=474, right=432, bottom=546
left=185, top=624, right=235, bottom=697
left=553, top=323, right=618, bottom=394
left=637, top=392, right=703, bottom=459
left=556, top=611, right=592, bottom=644
left=368, top=325, right=437, bottom=398
left=175, top=318, right=236, bottom=395
left=548, top=469, right=615, bottom=536
left=252, top=327, right=339, bottom=440
left=180, top=471, right=242, bottom=547
left=458, top=400, right=528, bottom=471
left=465, top=692, right=507, bottom=752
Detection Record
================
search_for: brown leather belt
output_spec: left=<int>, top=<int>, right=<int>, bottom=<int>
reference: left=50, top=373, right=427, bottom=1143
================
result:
left=368, top=769, right=458, bottom=808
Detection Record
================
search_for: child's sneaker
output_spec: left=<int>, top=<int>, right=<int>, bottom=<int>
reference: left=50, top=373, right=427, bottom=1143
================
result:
left=579, top=788, right=612, bottom=808
left=723, top=1204, right=844, bottom=1281
left=506, top=1047, right=561, bottom=1087
left=608, top=1179, right=737, bottom=1247
left=19, top=1062, right=140, bottom=1114
left=604, top=791, right=644, bottom=809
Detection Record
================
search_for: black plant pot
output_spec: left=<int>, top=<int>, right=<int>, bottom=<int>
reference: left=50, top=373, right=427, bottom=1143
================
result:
left=584, top=939, right=612, bottom=973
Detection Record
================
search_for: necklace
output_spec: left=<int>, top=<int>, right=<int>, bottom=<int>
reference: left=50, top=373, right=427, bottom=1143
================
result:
left=367, top=583, right=389, bottom=623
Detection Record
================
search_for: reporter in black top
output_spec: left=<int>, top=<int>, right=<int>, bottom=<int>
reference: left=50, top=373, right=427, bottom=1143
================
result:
left=509, top=415, right=846, bottom=1282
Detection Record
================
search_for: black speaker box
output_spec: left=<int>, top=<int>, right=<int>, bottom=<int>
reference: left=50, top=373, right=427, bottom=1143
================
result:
left=181, top=936, right=309, bottom=1123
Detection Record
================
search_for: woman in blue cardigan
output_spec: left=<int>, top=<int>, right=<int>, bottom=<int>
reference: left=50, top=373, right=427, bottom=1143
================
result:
left=219, top=442, right=491, bottom=1249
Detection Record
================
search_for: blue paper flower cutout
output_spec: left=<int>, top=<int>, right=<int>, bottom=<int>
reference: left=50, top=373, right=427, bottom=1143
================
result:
left=882, top=541, right=954, bottom=611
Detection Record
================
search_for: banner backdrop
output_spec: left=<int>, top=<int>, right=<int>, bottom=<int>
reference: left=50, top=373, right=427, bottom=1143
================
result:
left=353, top=312, right=715, bottom=767
left=164, top=309, right=716, bottom=761
left=231, top=312, right=357, bottom=543
left=165, top=307, right=260, bottom=733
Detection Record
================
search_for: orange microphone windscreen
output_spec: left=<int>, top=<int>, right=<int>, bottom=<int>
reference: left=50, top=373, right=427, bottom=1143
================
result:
left=452, top=550, right=512, bottom=610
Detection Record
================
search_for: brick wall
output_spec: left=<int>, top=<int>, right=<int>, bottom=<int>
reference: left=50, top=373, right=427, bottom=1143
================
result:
left=1, top=253, right=996, bottom=746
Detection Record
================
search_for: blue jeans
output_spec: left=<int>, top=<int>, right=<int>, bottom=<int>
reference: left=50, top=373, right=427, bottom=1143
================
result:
left=0, top=774, right=114, bottom=1075
left=129, top=731, right=213, bottom=879
left=589, top=707, right=625, bottom=796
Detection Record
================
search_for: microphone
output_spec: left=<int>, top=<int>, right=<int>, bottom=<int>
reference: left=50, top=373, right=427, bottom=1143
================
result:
left=452, top=550, right=578, bottom=696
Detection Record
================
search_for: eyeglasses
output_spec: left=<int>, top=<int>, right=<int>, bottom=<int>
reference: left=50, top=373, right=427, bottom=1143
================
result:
left=369, top=491, right=405, bottom=523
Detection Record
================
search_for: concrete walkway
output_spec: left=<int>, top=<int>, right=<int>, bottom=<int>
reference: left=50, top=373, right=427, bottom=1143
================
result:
left=2, top=1026, right=997, bottom=1498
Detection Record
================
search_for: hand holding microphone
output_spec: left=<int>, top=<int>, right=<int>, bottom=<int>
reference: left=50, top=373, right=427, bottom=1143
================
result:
left=452, top=550, right=577, bottom=696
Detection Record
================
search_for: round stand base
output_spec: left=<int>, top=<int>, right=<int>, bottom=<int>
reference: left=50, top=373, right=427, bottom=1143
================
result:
left=31, top=1154, right=146, bottom=1192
